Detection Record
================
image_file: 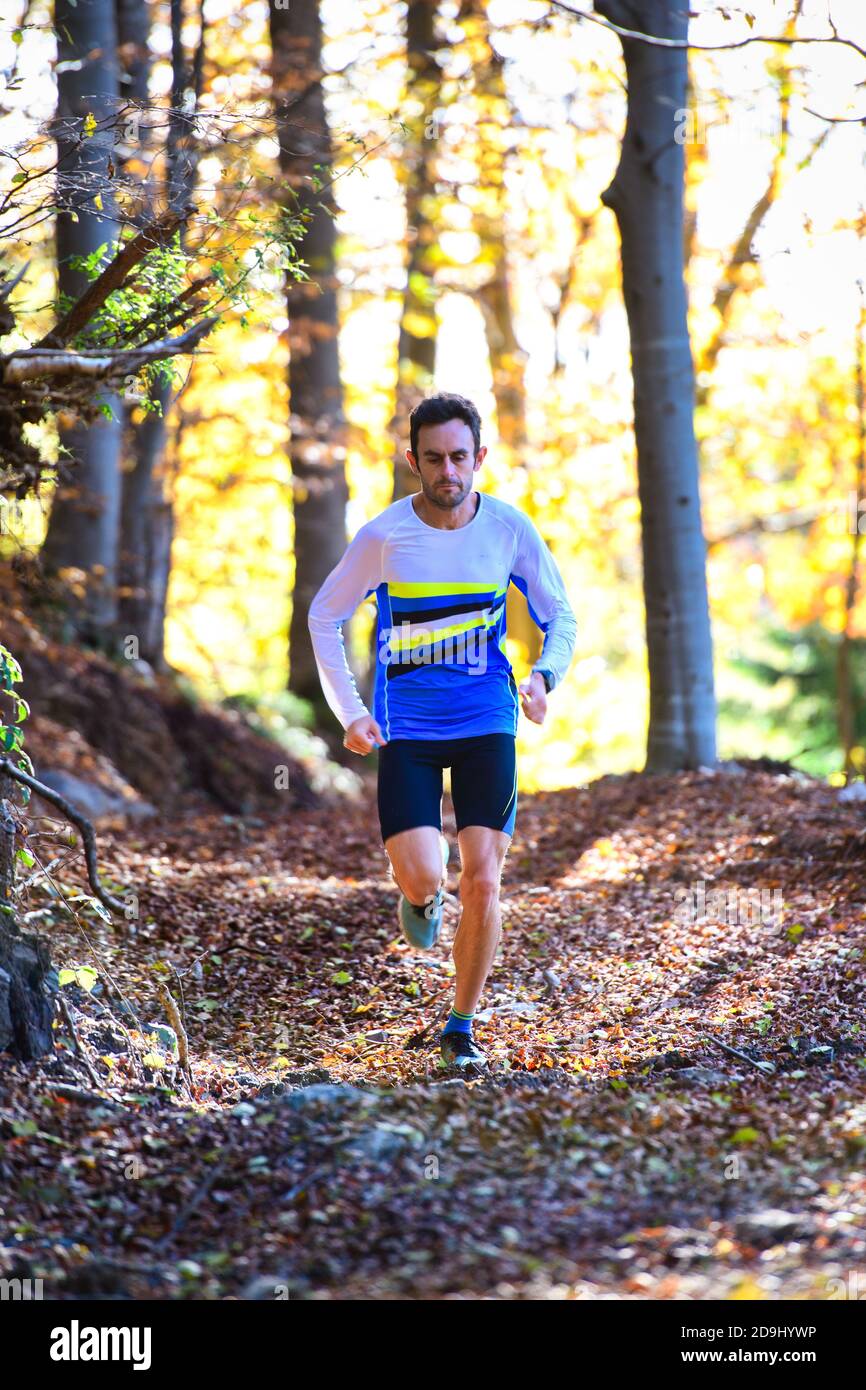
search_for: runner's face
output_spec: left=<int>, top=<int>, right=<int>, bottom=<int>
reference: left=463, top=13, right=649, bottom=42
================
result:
left=409, top=419, right=484, bottom=509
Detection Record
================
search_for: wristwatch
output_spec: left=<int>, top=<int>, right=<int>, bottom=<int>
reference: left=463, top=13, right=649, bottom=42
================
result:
left=535, top=669, right=553, bottom=694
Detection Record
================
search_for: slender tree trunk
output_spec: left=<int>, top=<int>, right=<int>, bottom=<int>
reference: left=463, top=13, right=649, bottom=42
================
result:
left=357, top=0, right=444, bottom=707
left=270, top=0, right=350, bottom=705
left=115, top=0, right=150, bottom=121
left=596, top=0, right=716, bottom=770
left=115, top=0, right=158, bottom=661
left=838, top=276, right=866, bottom=781
left=116, top=0, right=203, bottom=668
left=464, top=0, right=540, bottom=662
left=390, top=0, right=442, bottom=503
left=42, top=0, right=123, bottom=645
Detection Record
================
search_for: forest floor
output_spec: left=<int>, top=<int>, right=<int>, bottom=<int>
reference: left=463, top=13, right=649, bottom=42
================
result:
left=1, top=765, right=865, bottom=1300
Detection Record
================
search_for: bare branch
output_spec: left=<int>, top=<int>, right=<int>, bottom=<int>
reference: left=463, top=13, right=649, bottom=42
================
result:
left=706, top=504, right=827, bottom=551
left=0, top=756, right=127, bottom=914
left=553, top=2, right=866, bottom=66
left=0, top=261, right=31, bottom=303
left=2, top=316, right=218, bottom=384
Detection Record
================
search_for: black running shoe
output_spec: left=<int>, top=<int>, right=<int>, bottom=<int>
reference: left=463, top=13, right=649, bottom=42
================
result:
left=440, top=1030, right=488, bottom=1071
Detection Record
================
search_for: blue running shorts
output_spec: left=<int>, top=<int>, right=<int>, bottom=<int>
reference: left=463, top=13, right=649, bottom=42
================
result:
left=377, top=733, right=518, bottom=844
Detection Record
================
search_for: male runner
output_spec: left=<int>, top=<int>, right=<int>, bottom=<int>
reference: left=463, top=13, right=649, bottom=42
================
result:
left=308, top=393, right=577, bottom=1070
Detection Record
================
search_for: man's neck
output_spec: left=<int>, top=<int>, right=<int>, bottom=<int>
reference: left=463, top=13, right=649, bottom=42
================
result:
left=412, top=490, right=479, bottom=531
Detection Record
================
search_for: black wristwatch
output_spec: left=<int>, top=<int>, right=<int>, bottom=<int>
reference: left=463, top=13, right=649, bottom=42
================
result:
left=536, top=669, right=553, bottom=694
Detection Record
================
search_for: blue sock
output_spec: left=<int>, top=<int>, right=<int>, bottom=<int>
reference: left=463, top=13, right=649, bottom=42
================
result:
left=443, top=1007, right=474, bottom=1036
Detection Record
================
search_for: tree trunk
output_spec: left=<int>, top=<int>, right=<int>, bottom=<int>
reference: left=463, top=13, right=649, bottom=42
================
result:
left=837, top=278, right=866, bottom=781
left=390, top=0, right=442, bottom=503
left=357, top=1, right=444, bottom=708
left=0, top=771, right=54, bottom=1060
left=118, top=403, right=176, bottom=666
left=596, top=0, right=716, bottom=771
left=464, top=0, right=540, bottom=662
left=270, top=0, right=350, bottom=706
left=42, top=0, right=123, bottom=646
left=116, top=0, right=202, bottom=668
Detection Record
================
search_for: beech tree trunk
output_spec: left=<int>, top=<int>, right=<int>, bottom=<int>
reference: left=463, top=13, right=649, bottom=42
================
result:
left=596, top=0, right=716, bottom=770
left=116, top=0, right=201, bottom=668
left=464, top=0, right=540, bottom=663
left=270, top=0, right=350, bottom=706
left=390, top=0, right=442, bottom=503
left=42, top=0, right=124, bottom=644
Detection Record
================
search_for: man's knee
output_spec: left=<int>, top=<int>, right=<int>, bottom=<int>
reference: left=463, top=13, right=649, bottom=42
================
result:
left=459, top=863, right=501, bottom=904
left=396, top=856, right=443, bottom=907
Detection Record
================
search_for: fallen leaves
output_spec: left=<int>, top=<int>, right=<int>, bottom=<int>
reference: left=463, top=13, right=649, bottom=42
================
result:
left=0, top=767, right=864, bottom=1298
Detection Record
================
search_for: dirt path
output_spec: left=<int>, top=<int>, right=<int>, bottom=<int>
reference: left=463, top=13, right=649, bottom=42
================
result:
left=1, top=769, right=864, bottom=1299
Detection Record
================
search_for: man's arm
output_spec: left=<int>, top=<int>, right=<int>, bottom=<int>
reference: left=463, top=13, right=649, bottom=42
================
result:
left=510, top=516, right=577, bottom=693
left=307, top=521, right=382, bottom=732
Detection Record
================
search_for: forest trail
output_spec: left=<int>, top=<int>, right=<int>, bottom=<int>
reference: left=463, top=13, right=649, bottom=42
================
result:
left=1, top=768, right=864, bottom=1300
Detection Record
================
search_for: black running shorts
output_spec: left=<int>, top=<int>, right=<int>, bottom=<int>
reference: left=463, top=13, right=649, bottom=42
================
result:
left=377, top=733, right=518, bottom=844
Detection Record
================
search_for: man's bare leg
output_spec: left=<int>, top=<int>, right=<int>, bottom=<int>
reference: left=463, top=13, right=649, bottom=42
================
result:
left=384, top=825, right=447, bottom=908
left=452, top=825, right=510, bottom=1015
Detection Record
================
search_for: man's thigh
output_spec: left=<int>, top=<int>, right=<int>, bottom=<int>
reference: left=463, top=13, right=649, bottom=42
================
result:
left=377, top=738, right=445, bottom=844
left=449, top=733, right=518, bottom=839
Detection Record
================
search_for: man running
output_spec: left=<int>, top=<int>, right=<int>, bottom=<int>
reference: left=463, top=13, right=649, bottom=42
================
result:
left=308, top=393, right=577, bottom=1071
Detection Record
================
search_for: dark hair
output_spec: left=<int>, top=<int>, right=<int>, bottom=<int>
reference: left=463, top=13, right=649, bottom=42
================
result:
left=409, top=393, right=482, bottom=460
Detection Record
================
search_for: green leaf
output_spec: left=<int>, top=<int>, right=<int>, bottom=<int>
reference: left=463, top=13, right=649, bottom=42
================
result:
left=0, top=725, right=23, bottom=752
left=730, top=1126, right=761, bottom=1146
left=331, top=970, right=352, bottom=985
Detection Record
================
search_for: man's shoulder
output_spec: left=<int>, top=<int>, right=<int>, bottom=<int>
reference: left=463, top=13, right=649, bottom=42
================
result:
left=356, top=495, right=414, bottom=540
left=480, top=492, right=534, bottom=537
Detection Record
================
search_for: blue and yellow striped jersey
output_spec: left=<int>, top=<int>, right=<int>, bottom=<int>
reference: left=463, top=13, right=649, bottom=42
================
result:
left=308, top=490, right=577, bottom=740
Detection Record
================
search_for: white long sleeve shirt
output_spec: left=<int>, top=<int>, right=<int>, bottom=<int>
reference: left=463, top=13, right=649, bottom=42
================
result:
left=307, top=490, right=577, bottom=741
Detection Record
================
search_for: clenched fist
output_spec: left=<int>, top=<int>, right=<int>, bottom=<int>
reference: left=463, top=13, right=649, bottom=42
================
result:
left=518, top=670, right=548, bottom=726
left=343, top=714, right=387, bottom=755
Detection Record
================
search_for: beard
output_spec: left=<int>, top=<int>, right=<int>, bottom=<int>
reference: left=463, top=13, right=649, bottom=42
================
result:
left=420, top=477, right=469, bottom=510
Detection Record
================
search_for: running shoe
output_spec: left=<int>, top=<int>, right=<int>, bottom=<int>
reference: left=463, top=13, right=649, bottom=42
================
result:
left=439, top=1030, right=489, bottom=1071
left=399, top=887, right=445, bottom=949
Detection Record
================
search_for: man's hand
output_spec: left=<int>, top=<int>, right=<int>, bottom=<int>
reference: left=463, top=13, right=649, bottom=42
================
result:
left=343, top=714, right=387, bottom=755
left=518, top=670, right=548, bottom=725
